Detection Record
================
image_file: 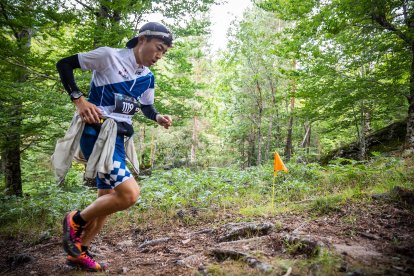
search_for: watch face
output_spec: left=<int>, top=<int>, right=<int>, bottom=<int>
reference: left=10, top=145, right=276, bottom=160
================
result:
left=71, top=91, right=83, bottom=100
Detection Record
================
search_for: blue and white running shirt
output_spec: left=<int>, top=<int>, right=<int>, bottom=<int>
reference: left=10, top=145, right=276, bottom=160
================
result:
left=78, top=47, right=154, bottom=125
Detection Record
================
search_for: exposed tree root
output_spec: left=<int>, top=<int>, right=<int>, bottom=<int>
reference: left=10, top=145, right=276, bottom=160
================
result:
left=211, top=248, right=273, bottom=273
left=217, top=222, right=274, bottom=242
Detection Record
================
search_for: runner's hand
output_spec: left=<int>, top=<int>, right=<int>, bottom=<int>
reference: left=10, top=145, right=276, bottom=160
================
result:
left=74, top=97, right=102, bottom=124
left=156, top=114, right=172, bottom=129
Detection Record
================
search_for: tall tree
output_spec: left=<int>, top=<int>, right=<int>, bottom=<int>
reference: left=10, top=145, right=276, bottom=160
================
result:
left=0, top=0, right=220, bottom=195
left=0, top=0, right=74, bottom=195
left=216, top=7, right=294, bottom=165
left=259, top=0, right=414, bottom=151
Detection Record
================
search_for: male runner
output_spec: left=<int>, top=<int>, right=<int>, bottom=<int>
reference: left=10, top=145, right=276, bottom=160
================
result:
left=56, top=22, right=173, bottom=271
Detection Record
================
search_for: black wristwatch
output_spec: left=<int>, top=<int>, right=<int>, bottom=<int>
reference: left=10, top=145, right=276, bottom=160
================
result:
left=70, top=90, right=84, bottom=101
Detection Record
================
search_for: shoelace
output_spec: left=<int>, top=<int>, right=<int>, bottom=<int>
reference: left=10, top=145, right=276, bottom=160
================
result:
left=73, top=236, right=81, bottom=244
left=72, top=222, right=83, bottom=246
left=81, top=252, right=97, bottom=264
left=73, top=223, right=84, bottom=238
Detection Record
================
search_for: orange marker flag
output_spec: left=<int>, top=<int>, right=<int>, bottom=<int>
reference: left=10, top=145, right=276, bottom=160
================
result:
left=273, top=152, right=288, bottom=176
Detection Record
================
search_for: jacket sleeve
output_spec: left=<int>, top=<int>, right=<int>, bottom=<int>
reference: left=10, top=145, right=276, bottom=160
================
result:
left=140, top=104, right=158, bottom=121
left=56, top=54, right=82, bottom=96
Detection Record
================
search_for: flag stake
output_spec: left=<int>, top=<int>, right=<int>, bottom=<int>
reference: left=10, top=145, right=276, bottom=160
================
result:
left=271, top=173, right=277, bottom=207
left=272, top=152, right=288, bottom=208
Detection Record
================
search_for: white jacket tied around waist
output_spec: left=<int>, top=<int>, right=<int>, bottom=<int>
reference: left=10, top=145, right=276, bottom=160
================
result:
left=51, top=113, right=139, bottom=184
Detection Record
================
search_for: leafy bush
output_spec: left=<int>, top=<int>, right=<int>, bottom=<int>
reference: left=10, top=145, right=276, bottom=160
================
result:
left=135, top=156, right=413, bottom=212
left=137, top=166, right=265, bottom=210
left=0, top=168, right=96, bottom=237
left=1, top=155, right=412, bottom=238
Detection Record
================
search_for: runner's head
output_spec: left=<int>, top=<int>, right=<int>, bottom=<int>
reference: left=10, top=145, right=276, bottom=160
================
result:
left=127, top=22, right=173, bottom=67
left=126, top=22, right=173, bottom=49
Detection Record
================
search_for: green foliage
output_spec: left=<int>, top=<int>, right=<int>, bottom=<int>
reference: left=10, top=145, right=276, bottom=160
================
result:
left=0, top=147, right=94, bottom=237
left=135, top=155, right=413, bottom=214
left=309, top=195, right=344, bottom=215
left=137, top=166, right=265, bottom=211
left=1, top=154, right=413, bottom=238
left=214, top=7, right=297, bottom=165
left=0, top=0, right=75, bottom=153
left=283, top=238, right=320, bottom=256
left=258, top=0, right=413, bottom=153
left=0, top=180, right=95, bottom=237
left=258, top=0, right=316, bottom=20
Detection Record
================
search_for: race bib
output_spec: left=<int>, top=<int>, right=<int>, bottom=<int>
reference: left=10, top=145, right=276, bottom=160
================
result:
left=113, top=93, right=140, bottom=115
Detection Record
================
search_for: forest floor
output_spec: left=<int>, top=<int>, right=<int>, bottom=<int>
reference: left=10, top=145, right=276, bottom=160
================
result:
left=1, top=191, right=414, bottom=275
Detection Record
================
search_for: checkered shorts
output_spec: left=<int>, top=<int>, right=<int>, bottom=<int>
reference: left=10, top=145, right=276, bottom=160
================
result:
left=80, top=126, right=133, bottom=189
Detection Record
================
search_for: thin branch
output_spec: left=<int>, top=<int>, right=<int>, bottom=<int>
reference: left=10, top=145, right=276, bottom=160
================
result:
left=352, top=23, right=379, bottom=30
left=371, top=14, right=413, bottom=45
left=266, top=75, right=277, bottom=104
left=74, top=0, right=95, bottom=12
left=133, top=12, right=144, bottom=32
left=20, top=139, right=36, bottom=153
left=1, top=57, right=58, bottom=81
left=403, top=1, right=408, bottom=26
left=403, top=0, right=414, bottom=28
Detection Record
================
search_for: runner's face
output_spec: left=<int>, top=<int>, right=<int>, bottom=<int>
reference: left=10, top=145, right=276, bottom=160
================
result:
left=136, top=37, right=168, bottom=67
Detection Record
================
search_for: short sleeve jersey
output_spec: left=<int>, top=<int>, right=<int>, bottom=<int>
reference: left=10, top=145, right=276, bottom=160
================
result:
left=78, top=47, right=154, bottom=125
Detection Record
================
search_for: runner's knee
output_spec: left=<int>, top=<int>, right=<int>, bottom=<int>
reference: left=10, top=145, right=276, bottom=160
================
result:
left=117, top=183, right=140, bottom=208
left=125, top=186, right=140, bottom=206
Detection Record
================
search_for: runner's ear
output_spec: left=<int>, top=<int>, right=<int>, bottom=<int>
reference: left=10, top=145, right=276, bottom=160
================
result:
left=138, top=36, right=147, bottom=44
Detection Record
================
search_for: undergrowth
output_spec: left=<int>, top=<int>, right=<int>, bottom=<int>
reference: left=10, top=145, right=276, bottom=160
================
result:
left=0, top=156, right=413, bottom=239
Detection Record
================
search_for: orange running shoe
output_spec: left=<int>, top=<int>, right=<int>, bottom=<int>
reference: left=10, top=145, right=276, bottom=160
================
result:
left=62, top=211, right=83, bottom=257
left=66, top=251, right=108, bottom=272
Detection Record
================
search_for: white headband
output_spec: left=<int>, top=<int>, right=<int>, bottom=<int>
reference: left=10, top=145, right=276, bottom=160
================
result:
left=137, top=30, right=172, bottom=38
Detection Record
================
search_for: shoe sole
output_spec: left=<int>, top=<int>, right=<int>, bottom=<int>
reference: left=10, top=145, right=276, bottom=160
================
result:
left=62, top=213, right=81, bottom=257
left=66, top=260, right=107, bottom=272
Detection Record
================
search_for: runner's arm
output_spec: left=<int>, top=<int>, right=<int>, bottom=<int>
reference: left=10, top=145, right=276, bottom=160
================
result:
left=56, top=54, right=101, bottom=123
left=140, top=104, right=158, bottom=121
left=56, top=54, right=82, bottom=96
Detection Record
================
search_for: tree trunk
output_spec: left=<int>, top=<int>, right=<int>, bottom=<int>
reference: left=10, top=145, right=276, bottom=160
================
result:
left=364, top=108, right=372, bottom=134
left=190, top=116, right=198, bottom=164
left=307, top=124, right=311, bottom=154
left=370, top=6, right=414, bottom=150
left=352, top=105, right=362, bottom=154
left=321, top=120, right=407, bottom=164
left=255, top=80, right=263, bottom=165
left=301, top=122, right=311, bottom=153
left=275, top=108, right=281, bottom=148
left=4, top=103, right=22, bottom=196
left=94, top=3, right=122, bottom=48
left=0, top=149, right=4, bottom=177
left=241, top=139, right=246, bottom=169
left=284, top=113, right=294, bottom=161
left=359, top=101, right=367, bottom=160
left=256, top=120, right=262, bottom=166
left=247, top=130, right=256, bottom=167
left=406, top=48, right=414, bottom=150
left=4, top=27, right=31, bottom=196
left=284, top=72, right=296, bottom=161
left=266, top=76, right=277, bottom=160
left=265, top=115, right=273, bottom=161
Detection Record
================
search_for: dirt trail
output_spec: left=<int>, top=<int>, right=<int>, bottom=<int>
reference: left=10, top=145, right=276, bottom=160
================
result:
left=1, top=198, right=413, bottom=275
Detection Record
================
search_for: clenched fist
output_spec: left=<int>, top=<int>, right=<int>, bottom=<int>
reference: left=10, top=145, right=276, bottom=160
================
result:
left=156, top=114, right=172, bottom=129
